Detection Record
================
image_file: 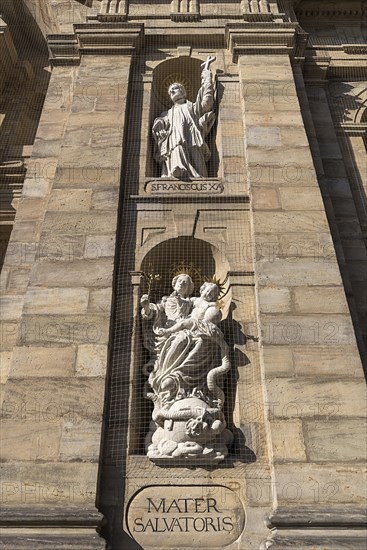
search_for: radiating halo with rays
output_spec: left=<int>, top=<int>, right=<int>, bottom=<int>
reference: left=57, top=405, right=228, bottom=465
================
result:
left=170, top=263, right=203, bottom=290
left=157, top=74, right=194, bottom=107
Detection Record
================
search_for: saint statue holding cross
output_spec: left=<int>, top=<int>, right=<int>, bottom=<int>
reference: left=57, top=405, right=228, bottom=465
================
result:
left=152, top=56, right=216, bottom=179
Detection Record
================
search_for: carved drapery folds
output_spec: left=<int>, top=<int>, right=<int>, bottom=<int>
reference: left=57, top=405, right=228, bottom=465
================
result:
left=140, top=273, right=233, bottom=464
left=152, top=56, right=216, bottom=180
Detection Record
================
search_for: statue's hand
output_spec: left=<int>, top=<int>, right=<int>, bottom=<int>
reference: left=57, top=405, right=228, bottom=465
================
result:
left=152, top=119, right=168, bottom=141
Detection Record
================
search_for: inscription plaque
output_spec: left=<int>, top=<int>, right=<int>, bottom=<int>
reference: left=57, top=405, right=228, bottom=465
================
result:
left=126, top=485, right=245, bottom=548
left=145, top=179, right=224, bottom=195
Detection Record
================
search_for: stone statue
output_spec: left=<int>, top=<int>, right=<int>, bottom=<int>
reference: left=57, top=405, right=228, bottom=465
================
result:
left=141, top=275, right=233, bottom=464
left=152, top=56, right=216, bottom=179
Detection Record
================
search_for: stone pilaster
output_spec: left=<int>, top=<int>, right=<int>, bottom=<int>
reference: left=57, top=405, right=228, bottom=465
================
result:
left=237, top=49, right=366, bottom=547
left=0, top=24, right=143, bottom=548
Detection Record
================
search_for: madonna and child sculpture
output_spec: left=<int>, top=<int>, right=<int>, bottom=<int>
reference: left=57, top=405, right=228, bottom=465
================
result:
left=152, top=56, right=216, bottom=179
left=141, top=273, right=233, bottom=464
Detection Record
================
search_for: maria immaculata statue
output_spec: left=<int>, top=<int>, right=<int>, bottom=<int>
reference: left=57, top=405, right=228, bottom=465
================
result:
left=152, top=56, right=216, bottom=179
left=140, top=273, right=233, bottom=464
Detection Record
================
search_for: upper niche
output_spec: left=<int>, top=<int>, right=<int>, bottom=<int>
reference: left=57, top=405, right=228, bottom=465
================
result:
left=147, top=56, right=219, bottom=178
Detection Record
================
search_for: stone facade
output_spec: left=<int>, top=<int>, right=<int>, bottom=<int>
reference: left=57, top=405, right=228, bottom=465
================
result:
left=0, top=1, right=366, bottom=549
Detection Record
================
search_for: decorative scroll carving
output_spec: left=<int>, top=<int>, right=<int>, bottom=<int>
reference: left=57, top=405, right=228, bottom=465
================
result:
left=141, top=273, right=233, bottom=464
left=152, top=56, right=216, bottom=180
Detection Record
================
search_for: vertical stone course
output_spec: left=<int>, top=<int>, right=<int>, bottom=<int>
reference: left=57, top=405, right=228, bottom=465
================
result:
left=240, top=55, right=366, bottom=515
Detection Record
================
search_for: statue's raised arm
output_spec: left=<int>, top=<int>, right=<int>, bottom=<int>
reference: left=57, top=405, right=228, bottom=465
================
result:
left=152, top=56, right=216, bottom=180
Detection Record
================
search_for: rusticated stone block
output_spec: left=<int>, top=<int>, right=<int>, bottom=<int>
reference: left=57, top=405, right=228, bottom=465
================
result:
left=1, top=378, right=104, bottom=423
left=42, top=212, right=117, bottom=235
left=259, top=287, right=291, bottom=313
left=270, top=419, right=307, bottom=462
left=257, top=259, right=342, bottom=287
left=10, top=346, right=76, bottom=378
left=47, top=189, right=92, bottom=211
left=304, top=419, right=367, bottom=462
left=76, top=344, right=108, bottom=377
left=293, top=345, right=363, bottom=377
left=263, top=346, right=294, bottom=377
left=30, top=259, right=114, bottom=288
left=84, top=235, right=116, bottom=259
left=19, top=314, right=110, bottom=345
left=266, top=379, right=367, bottom=419
left=23, top=288, right=89, bottom=315
left=292, top=287, right=349, bottom=314
left=88, top=288, right=113, bottom=314
left=0, top=296, right=24, bottom=321
left=1, top=420, right=63, bottom=461
left=274, top=463, right=367, bottom=505
left=0, top=461, right=100, bottom=505
left=252, top=187, right=280, bottom=210
left=279, top=187, right=325, bottom=211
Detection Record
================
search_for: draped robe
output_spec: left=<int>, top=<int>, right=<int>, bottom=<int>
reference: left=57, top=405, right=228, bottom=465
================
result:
left=152, top=69, right=215, bottom=179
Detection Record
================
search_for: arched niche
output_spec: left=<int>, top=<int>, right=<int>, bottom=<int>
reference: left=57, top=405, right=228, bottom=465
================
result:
left=130, top=236, right=232, bottom=454
left=146, top=56, right=219, bottom=178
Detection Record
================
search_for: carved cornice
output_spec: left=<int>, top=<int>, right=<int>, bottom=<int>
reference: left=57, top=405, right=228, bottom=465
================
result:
left=226, top=22, right=308, bottom=61
left=295, top=1, right=365, bottom=20
left=303, top=46, right=367, bottom=80
left=47, top=23, right=144, bottom=65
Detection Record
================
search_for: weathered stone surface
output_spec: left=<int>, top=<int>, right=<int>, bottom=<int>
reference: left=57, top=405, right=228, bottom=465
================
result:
left=47, top=189, right=92, bottom=211
left=292, top=287, right=349, bottom=314
left=257, top=260, right=342, bottom=286
left=266, top=378, right=367, bottom=419
left=0, top=351, right=12, bottom=384
left=263, top=346, right=294, bottom=377
left=274, top=463, right=367, bottom=505
left=1, top=378, right=104, bottom=423
left=3, top=242, right=37, bottom=268
left=304, top=419, right=367, bottom=462
left=90, top=189, right=119, bottom=210
left=262, top=313, right=356, bottom=345
left=60, top=419, right=101, bottom=461
left=84, top=235, right=116, bottom=259
left=254, top=212, right=329, bottom=234
left=1, top=420, right=63, bottom=461
left=88, top=288, right=113, bottom=314
left=42, top=212, right=117, bottom=235
left=293, top=345, right=363, bottom=377
left=0, top=322, right=18, bottom=351
left=279, top=187, right=325, bottom=211
left=10, top=346, right=76, bottom=378
left=0, top=296, right=24, bottom=321
left=6, top=268, right=31, bottom=293
left=30, top=259, right=114, bottom=288
left=270, top=420, right=306, bottom=462
left=76, top=345, right=108, bottom=377
left=252, top=187, right=280, bottom=210
left=19, top=314, right=110, bottom=345
left=15, top=199, right=45, bottom=221
left=246, top=126, right=281, bottom=147
left=259, top=287, right=291, bottom=313
left=23, top=288, right=89, bottom=315
left=0, top=462, right=100, bottom=505
left=278, top=232, right=335, bottom=258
